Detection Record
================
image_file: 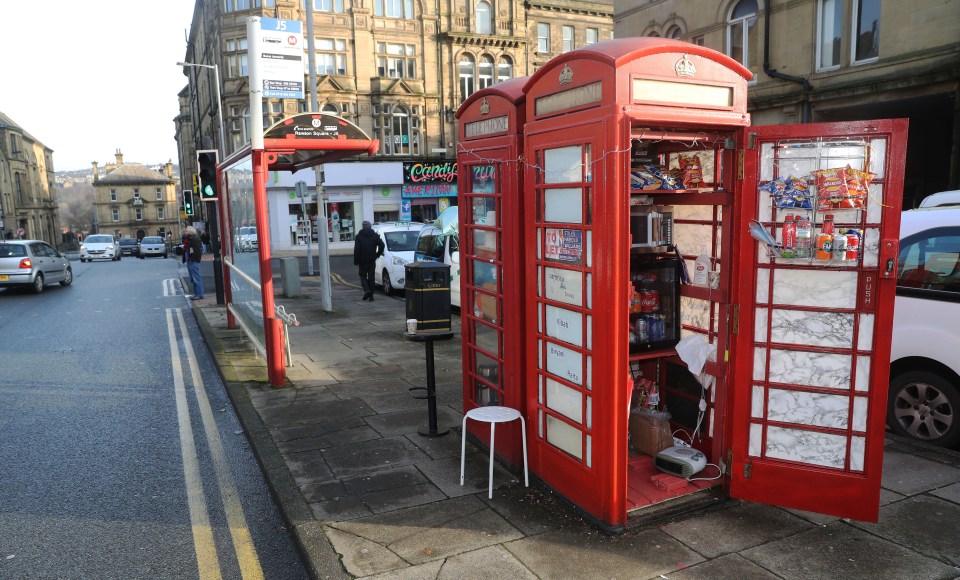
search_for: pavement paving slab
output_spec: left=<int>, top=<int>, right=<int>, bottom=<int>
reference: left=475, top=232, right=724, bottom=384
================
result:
left=881, top=449, right=960, bottom=496
left=415, top=452, right=517, bottom=498
left=663, top=553, right=781, bottom=579
left=328, top=495, right=488, bottom=545
left=386, top=507, right=524, bottom=566
left=270, top=415, right=367, bottom=443
left=364, top=406, right=463, bottom=438
left=324, top=526, right=408, bottom=578
left=365, top=559, right=444, bottom=580
left=258, top=397, right=377, bottom=427
left=404, top=431, right=463, bottom=460
left=277, top=424, right=383, bottom=453
left=321, top=436, right=433, bottom=479
left=741, top=521, right=959, bottom=580
left=360, top=481, right=449, bottom=514
left=930, top=481, right=960, bottom=504
left=504, top=526, right=705, bottom=580
left=435, top=545, right=537, bottom=580
left=661, top=501, right=814, bottom=559
left=850, top=494, right=960, bottom=567
left=480, top=485, right=592, bottom=537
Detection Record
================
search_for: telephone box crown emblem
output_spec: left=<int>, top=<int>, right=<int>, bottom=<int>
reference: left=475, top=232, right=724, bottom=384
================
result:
left=479, top=97, right=490, bottom=115
left=674, top=54, right=696, bottom=77
left=559, top=64, right=574, bottom=85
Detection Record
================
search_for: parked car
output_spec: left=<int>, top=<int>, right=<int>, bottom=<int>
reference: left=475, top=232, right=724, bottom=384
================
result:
left=138, top=236, right=168, bottom=259
left=889, top=206, right=960, bottom=447
left=117, top=237, right=139, bottom=257
left=918, top=190, right=960, bottom=209
left=0, top=240, right=73, bottom=294
left=414, top=207, right=461, bottom=307
left=372, top=221, right=425, bottom=294
left=79, top=234, right=120, bottom=262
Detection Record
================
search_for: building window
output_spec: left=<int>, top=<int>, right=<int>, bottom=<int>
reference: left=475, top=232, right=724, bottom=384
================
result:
left=263, top=101, right=283, bottom=131
left=156, top=187, right=163, bottom=200
left=537, top=23, right=550, bottom=53
left=134, top=189, right=141, bottom=200
left=562, top=25, right=575, bottom=52
left=322, top=103, right=340, bottom=115
left=585, top=28, right=599, bottom=45
left=158, top=207, right=166, bottom=220
left=852, top=0, right=880, bottom=63
left=311, top=38, right=347, bottom=75
left=303, top=0, right=343, bottom=12
left=225, top=38, right=249, bottom=78
left=475, top=1, right=492, bottom=35
left=459, top=54, right=476, bottom=102
left=110, top=189, right=118, bottom=202
left=496, top=56, right=513, bottom=82
left=378, top=105, right=420, bottom=156
left=112, top=209, right=120, bottom=222
left=135, top=208, right=143, bottom=221
left=816, top=0, right=842, bottom=70
left=376, top=42, right=417, bottom=78
left=9, top=134, right=20, bottom=156
left=224, top=0, right=271, bottom=12
left=693, top=35, right=705, bottom=46
left=727, top=0, right=758, bottom=72
left=375, top=0, right=413, bottom=18
left=14, top=173, right=23, bottom=205
left=478, top=55, right=494, bottom=90
left=666, top=25, right=682, bottom=40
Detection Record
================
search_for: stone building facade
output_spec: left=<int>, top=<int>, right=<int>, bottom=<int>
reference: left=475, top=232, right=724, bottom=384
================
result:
left=0, top=111, right=61, bottom=247
left=92, top=151, right=180, bottom=240
left=614, top=0, right=960, bottom=207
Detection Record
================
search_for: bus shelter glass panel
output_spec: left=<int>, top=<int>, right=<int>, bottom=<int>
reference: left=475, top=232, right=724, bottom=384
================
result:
left=225, top=159, right=265, bottom=348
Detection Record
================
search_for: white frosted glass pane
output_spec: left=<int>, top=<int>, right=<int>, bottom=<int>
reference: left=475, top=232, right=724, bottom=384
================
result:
left=751, top=385, right=765, bottom=418
left=587, top=273, right=593, bottom=309
left=586, top=356, right=592, bottom=390
left=586, top=315, right=593, bottom=350
left=544, top=188, right=583, bottom=223
left=766, top=426, right=846, bottom=468
left=866, top=183, right=883, bottom=223
left=681, top=296, right=709, bottom=331
left=869, top=138, right=886, bottom=178
left=760, top=143, right=775, bottom=181
left=755, top=307, right=768, bottom=342
left=538, top=339, right=543, bottom=369
left=753, top=347, right=767, bottom=381
left=858, top=313, right=874, bottom=350
left=537, top=302, right=543, bottom=333
left=770, top=310, right=853, bottom=348
left=587, top=230, right=592, bottom=268
left=772, top=269, right=857, bottom=309
left=546, top=378, right=582, bottom=424
left=863, top=227, right=880, bottom=268
left=537, top=227, right=542, bottom=260
left=544, top=145, right=582, bottom=183
left=546, top=341, right=583, bottom=386
left=544, top=267, right=583, bottom=306
left=546, top=415, right=583, bottom=460
left=759, top=190, right=772, bottom=222
left=586, top=435, right=592, bottom=468
left=538, top=409, right=544, bottom=438
left=586, top=396, right=592, bottom=429
left=767, top=388, right=849, bottom=428
left=769, top=349, right=851, bottom=389
left=538, top=376, right=543, bottom=404
left=855, top=356, right=871, bottom=392
left=749, top=423, right=763, bottom=457
left=853, top=396, right=868, bottom=431
left=756, top=269, right=770, bottom=304
left=545, top=304, right=583, bottom=347
left=851, top=436, right=866, bottom=471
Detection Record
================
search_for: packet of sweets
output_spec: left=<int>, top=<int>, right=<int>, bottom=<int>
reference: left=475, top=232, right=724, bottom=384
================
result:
left=678, top=154, right=704, bottom=187
left=645, top=165, right=683, bottom=190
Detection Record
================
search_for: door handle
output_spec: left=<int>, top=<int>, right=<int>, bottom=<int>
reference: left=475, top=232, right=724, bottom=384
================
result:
left=879, top=239, right=898, bottom=279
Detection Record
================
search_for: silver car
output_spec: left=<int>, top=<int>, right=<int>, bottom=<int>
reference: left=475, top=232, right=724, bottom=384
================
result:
left=0, top=240, right=73, bottom=294
left=79, top=234, right=120, bottom=262
left=138, top=236, right=168, bottom=258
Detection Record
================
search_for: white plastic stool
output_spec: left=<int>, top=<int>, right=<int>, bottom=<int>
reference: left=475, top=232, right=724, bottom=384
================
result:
left=460, top=406, right=528, bottom=499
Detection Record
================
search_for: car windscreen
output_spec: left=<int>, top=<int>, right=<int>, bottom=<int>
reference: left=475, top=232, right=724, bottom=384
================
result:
left=384, top=231, right=419, bottom=252
left=0, top=245, right=27, bottom=258
left=142, top=237, right=163, bottom=244
left=86, top=235, right=113, bottom=244
left=119, top=238, right=136, bottom=244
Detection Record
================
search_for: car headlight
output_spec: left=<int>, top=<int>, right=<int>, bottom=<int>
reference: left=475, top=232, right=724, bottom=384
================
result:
left=391, top=256, right=409, bottom=266
left=80, top=245, right=87, bottom=251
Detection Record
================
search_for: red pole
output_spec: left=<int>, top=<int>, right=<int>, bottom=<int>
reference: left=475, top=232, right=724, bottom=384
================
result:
left=252, top=150, right=286, bottom=387
left=218, top=167, right=236, bottom=330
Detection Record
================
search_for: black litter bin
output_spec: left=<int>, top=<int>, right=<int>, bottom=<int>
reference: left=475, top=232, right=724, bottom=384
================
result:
left=405, top=261, right=452, bottom=333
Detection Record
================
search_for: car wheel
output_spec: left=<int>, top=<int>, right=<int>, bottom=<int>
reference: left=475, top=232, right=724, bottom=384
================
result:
left=32, top=273, right=44, bottom=294
left=163, top=254, right=168, bottom=259
left=80, top=258, right=86, bottom=263
left=888, top=370, right=960, bottom=447
left=382, top=269, right=394, bottom=295
left=59, top=267, right=73, bottom=287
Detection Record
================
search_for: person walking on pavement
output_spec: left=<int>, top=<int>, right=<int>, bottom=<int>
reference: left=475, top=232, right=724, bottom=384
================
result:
left=353, top=220, right=384, bottom=301
left=183, top=226, right=204, bottom=300
left=200, top=229, right=210, bottom=254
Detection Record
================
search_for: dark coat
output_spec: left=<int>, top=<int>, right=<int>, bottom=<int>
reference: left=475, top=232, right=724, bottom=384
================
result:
left=184, top=234, right=203, bottom=263
left=353, top=227, right=384, bottom=266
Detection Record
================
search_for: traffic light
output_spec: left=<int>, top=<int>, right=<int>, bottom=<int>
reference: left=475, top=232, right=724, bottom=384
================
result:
left=197, top=149, right=219, bottom=199
left=183, top=189, right=195, bottom=216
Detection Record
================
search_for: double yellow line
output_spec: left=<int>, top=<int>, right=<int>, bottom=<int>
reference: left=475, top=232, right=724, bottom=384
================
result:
left=166, top=308, right=264, bottom=580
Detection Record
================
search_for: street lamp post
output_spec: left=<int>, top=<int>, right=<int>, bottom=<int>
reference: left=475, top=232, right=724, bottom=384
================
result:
left=178, top=61, right=226, bottom=304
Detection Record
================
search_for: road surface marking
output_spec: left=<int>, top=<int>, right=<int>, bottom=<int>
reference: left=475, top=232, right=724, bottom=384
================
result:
left=176, top=309, right=265, bottom=580
left=331, top=272, right=359, bottom=288
left=164, top=278, right=180, bottom=296
left=166, top=308, right=222, bottom=580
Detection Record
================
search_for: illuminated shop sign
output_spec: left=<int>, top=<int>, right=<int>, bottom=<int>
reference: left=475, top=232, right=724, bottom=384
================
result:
left=403, top=161, right=458, bottom=184
left=401, top=184, right=458, bottom=198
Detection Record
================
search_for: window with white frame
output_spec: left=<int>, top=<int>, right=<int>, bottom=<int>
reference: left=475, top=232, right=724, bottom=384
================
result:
left=475, top=1, right=492, bottom=35
left=377, top=42, right=417, bottom=78
left=155, top=187, right=163, bottom=200
left=375, top=0, right=413, bottom=18
left=478, top=55, right=494, bottom=90
left=376, top=104, right=420, bottom=156
left=537, top=23, right=550, bottom=53
left=585, top=28, right=598, bottom=45
left=311, top=38, right=347, bottom=75
left=666, top=25, right=682, bottom=40
left=852, top=0, right=880, bottom=63
left=134, top=189, right=140, bottom=200
left=497, top=56, right=513, bottom=82
left=110, top=189, right=117, bottom=202
left=112, top=209, right=120, bottom=222
left=225, top=0, right=275, bottom=10
left=817, top=0, right=842, bottom=70
left=135, top=208, right=143, bottom=221
left=303, top=0, right=343, bottom=12
left=727, top=0, right=758, bottom=73
left=225, top=38, right=249, bottom=78
left=562, top=25, right=575, bottom=52
left=158, top=206, right=165, bottom=220
left=459, top=54, right=476, bottom=102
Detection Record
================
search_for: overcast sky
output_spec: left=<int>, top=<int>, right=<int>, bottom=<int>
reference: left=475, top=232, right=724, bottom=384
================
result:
left=1, top=0, right=196, bottom=172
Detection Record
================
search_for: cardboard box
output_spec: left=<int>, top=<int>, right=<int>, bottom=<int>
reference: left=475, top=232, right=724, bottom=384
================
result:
left=629, top=409, right=673, bottom=456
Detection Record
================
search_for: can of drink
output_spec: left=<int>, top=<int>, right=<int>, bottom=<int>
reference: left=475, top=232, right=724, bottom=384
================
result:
left=845, top=231, right=861, bottom=260
left=832, top=232, right=848, bottom=261
left=644, top=314, right=664, bottom=341
left=640, top=289, right=660, bottom=312
left=634, top=317, right=648, bottom=342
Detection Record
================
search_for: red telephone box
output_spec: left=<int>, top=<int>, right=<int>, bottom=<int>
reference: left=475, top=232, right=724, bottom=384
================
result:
left=504, top=38, right=904, bottom=530
left=456, top=77, right=528, bottom=467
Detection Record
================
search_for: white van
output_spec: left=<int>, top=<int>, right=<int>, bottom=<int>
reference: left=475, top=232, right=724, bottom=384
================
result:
left=889, top=206, right=960, bottom=447
left=414, top=206, right=461, bottom=308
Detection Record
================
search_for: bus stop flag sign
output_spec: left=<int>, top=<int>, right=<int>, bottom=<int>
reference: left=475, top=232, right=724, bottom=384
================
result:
left=260, top=18, right=304, bottom=99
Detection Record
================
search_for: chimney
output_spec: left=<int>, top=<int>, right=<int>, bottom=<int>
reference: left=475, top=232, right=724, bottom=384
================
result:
left=91, top=161, right=99, bottom=183
left=115, top=149, right=123, bottom=166
left=164, top=160, right=173, bottom=178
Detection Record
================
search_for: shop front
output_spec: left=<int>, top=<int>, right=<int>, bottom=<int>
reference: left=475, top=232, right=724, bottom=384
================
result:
left=402, top=161, right=458, bottom=223
left=456, top=37, right=906, bottom=531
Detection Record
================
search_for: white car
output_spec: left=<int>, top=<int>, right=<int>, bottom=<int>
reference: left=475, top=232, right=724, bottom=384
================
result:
left=918, top=189, right=960, bottom=208
left=414, top=207, right=461, bottom=308
left=236, top=226, right=258, bottom=252
left=79, top=234, right=120, bottom=262
left=372, top=222, right=425, bottom=294
left=889, top=206, right=960, bottom=447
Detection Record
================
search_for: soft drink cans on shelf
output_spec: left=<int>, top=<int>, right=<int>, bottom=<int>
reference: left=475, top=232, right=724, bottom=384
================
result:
left=845, top=230, right=861, bottom=261
left=640, top=289, right=660, bottom=312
